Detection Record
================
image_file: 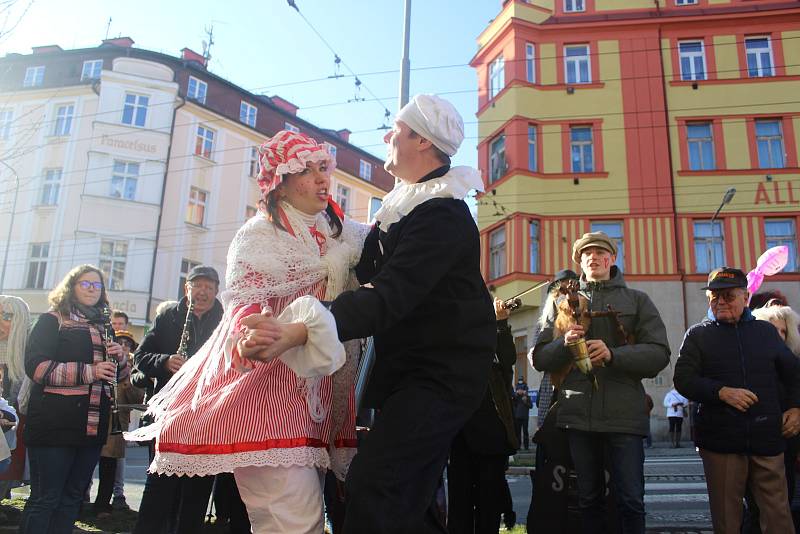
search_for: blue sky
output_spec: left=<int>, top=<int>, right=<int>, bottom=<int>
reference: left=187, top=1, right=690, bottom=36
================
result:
left=1, top=0, right=501, bottom=169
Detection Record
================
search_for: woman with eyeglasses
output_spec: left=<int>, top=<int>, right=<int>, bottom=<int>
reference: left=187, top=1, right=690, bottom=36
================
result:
left=20, top=265, right=127, bottom=534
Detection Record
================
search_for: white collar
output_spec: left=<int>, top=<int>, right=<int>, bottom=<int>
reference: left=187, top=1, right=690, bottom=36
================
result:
left=373, top=166, right=483, bottom=229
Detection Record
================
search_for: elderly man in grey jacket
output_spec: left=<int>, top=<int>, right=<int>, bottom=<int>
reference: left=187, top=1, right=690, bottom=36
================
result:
left=530, top=231, right=670, bottom=534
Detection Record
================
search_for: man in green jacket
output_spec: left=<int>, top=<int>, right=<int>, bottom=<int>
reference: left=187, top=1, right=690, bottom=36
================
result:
left=530, top=231, right=670, bottom=534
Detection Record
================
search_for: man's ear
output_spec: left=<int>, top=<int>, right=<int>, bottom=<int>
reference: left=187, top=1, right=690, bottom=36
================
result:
left=416, top=135, right=434, bottom=152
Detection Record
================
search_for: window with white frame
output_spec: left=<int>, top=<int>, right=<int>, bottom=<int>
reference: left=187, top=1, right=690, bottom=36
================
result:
left=369, top=197, right=382, bottom=221
left=687, top=122, right=715, bottom=170
left=528, top=125, right=537, bottom=172
left=489, top=134, right=506, bottom=183
left=565, top=45, right=591, bottom=84
left=187, top=187, right=208, bottom=226
left=489, top=55, right=505, bottom=99
left=110, top=161, right=139, bottom=200
left=564, top=0, right=585, bottom=12
left=765, top=219, right=798, bottom=271
left=529, top=220, right=540, bottom=273
left=590, top=221, right=625, bottom=270
left=284, top=122, right=299, bottom=133
left=755, top=119, right=785, bottom=169
left=26, top=243, right=49, bottom=289
left=195, top=125, right=215, bottom=159
left=745, top=37, right=774, bottom=78
left=187, top=76, right=208, bottom=103
left=489, top=227, right=506, bottom=280
left=99, top=240, right=127, bottom=291
left=526, top=43, right=536, bottom=83
left=240, top=101, right=257, bottom=127
left=81, top=60, right=102, bottom=81
left=249, top=146, right=259, bottom=177
left=23, top=66, right=45, bottom=87
left=570, top=126, right=594, bottom=173
left=0, top=109, right=12, bottom=140
left=245, top=205, right=258, bottom=219
left=336, top=184, right=350, bottom=215
left=53, top=104, right=74, bottom=136
left=675, top=0, right=697, bottom=5
left=122, top=93, right=148, bottom=127
left=359, top=159, right=372, bottom=181
left=694, top=220, right=724, bottom=272
left=678, top=41, right=706, bottom=81
left=178, top=258, right=201, bottom=299
left=39, top=169, right=61, bottom=205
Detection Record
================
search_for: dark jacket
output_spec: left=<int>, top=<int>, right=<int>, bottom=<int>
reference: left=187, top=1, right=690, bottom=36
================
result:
left=531, top=267, right=670, bottom=436
left=134, top=297, right=223, bottom=396
left=673, top=308, right=800, bottom=456
left=331, top=186, right=495, bottom=409
left=24, top=312, right=111, bottom=447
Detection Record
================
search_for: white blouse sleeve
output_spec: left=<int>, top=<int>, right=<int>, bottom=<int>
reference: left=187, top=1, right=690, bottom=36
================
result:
left=278, top=296, right=345, bottom=378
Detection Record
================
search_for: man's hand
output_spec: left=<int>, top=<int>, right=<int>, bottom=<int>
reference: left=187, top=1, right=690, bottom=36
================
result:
left=165, top=354, right=185, bottom=375
left=494, top=298, right=510, bottom=321
left=106, top=342, right=125, bottom=360
left=94, top=361, right=118, bottom=382
left=719, top=386, right=758, bottom=412
left=782, top=407, right=800, bottom=437
left=564, top=325, right=585, bottom=345
left=586, top=339, right=611, bottom=367
left=237, top=310, right=309, bottom=363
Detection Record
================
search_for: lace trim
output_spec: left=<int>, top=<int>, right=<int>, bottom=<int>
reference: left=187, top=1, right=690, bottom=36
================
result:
left=151, top=447, right=332, bottom=477
left=329, top=446, right=357, bottom=481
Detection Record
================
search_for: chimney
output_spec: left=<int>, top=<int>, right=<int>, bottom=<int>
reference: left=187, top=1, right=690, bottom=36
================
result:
left=32, top=45, right=63, bottom=54
left=269, top=95, right=299, bottom=116
left=101, top=37, right=135, bottom=48
left=336, top=129, right=351, bottom=143
left=181, top=47, right=208, bottom=68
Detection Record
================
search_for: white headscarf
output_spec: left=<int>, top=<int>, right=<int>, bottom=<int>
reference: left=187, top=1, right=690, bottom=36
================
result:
left=395, top=94, right=464, bottom=156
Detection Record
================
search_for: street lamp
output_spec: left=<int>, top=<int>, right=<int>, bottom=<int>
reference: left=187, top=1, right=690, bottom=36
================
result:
left=709, top=187, right=736, bottom=269
left=0, top=160, right=20, bottom=293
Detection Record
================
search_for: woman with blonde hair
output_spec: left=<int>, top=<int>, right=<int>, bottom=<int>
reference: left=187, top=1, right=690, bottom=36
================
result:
left=752, top=305, right=800, bottom=356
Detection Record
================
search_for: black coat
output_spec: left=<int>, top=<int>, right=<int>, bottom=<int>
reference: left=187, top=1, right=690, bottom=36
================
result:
left=331, top=191, right=495, bottom=409
left=134, top=297, right=223, bottom=396
left=674, top=308, right=800, bottom=456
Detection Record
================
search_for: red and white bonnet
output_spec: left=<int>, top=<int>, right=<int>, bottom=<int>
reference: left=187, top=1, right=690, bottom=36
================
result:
left=257, top=130, right=336, bottom=194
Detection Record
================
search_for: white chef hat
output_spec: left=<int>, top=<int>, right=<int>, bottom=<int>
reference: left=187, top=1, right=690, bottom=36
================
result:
left=395, top=94, right=464, bottom=157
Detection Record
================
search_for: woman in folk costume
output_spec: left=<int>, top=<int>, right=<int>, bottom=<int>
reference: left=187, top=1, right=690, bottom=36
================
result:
left=127, top=130, right=368, bottom=533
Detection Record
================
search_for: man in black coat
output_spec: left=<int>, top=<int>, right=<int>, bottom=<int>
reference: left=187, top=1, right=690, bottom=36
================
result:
left=674, top=267, right=800, bottom=533
left=240, top=94, right=496, bottom=534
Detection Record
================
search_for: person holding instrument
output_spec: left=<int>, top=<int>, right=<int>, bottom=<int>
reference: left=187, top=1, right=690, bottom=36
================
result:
left=19, top=264, right=125, bottom=534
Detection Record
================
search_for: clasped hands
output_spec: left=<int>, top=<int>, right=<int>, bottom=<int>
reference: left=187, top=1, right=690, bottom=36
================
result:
left=236, top=309, right=308, bottom=363
left=563, top=325, right=611, bottom=367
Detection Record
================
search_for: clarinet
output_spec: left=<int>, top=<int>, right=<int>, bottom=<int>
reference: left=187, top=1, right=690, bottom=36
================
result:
left=101, top=306, right=124, bottom=435
left=176, top=298, right=194, bottom=360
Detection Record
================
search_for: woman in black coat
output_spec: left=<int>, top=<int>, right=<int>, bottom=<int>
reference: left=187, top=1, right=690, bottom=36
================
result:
left=19, top=264, right=126, bottom=534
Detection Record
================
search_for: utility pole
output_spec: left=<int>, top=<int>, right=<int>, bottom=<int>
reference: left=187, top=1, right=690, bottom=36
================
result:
left=398, top=0, right=411, bottom=109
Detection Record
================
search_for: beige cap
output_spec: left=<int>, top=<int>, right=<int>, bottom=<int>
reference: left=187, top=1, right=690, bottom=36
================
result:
left=572, top=231, right=617, bottom=263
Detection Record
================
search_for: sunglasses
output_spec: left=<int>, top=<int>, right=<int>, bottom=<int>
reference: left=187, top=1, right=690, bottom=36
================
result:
left=708, top=290, right=743, bottom=303
left=0, top=312, right=13, bottom=321
left=77, top=281, right=103, bottom=290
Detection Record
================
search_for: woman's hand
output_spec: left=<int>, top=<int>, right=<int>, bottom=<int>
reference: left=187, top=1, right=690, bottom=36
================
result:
left=237, top=311, right=307, bottom=363
left=94, top=361, right=117, bottom=382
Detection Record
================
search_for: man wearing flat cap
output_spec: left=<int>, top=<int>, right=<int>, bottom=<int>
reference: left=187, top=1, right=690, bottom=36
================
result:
left=239, top=94, right=495, bottom=533
left=530, top=231, right=670, bottom=534
left=674, top=267, right=800, bottom=533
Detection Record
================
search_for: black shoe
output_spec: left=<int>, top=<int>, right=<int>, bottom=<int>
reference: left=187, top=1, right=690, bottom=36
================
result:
left=503, top=510, right=517, bottom=530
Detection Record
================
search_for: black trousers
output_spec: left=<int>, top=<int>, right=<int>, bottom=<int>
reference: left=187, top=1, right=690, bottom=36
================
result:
left=447, top=434, right=507, bottom=534
left=343, top=386, right=481, bottom=534
left=93, top=457, right=117, bottom=512
left=514, top=418, right=530, bottom=449
left=212, top=473, right=251, bottom=534
left=133, top=472, right=214, bottom=534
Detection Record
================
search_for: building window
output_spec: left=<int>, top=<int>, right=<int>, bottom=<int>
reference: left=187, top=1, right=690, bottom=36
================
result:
left=765, top=219, right=797, bottom=271
left=489, top=227, right=506, bottom=280
left=240, top=101, right=257, bottom=127
left=0, top=109, right=12, bottom=140
left=755, top=120, right=785, bottom=169
left=369, top=197, right=382, bottom=221
left=187, top=76, right=207, bottom=103
left=359, top=159, right=372, bottom=181
left=590, top=221, right=624, bottom=270
left=178, top=259, right=201, bottom=299
left=745, top=37, right=774, bottom=78
left=23, top=66, right=45, bottom=87
left=284, top=122, right=299, bottom=133
left=40, top=169, right=61, bottom=206
left=187, top=187, right=208, bottom=226
left=245, top=205, right=258, bottom=219
left=122, top=93, right=148, bottom=127
left=26, top=243, right=49, bottom=289
left=489, top=55, right=505, bottom=99
left=694, top=220, right=724, bottom=273
left=81, top=60, right=102, bottom=81
left=529, top=220, right=540, bottom=273
left=526, top=43, right=536, bottom=83
left=528, top=125, right=537, bottom=172
left=675, top=0, right=697, bottom=5
left=489, top=134, right=506, bottom=183
left=99, top=240, right=127, bottom=291
left=564, top=0, right=585, bottom=12
left=195, top=125, right=215, bottom=159
left=565, top=45, right=591, bottom=84
left=249, top=146, right=259, bottom=177
left=110, top=161, right=139, bottom=200
left=53, top=104, right=74, bottom=136
left=687, top=122, right=715, bottom=170
left=570, top=126, right=594, bottom=173
left=336, top=184, right=350, bottom=215
left=678, top=41, right=706, bottom=81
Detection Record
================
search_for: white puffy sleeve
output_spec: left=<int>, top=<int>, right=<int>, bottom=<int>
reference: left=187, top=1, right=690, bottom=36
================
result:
left=278, top=296, right=345, bottom=377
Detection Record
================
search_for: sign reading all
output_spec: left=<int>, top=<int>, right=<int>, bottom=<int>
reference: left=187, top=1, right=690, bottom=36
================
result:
left=754, top=179, right=800, bottom=205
